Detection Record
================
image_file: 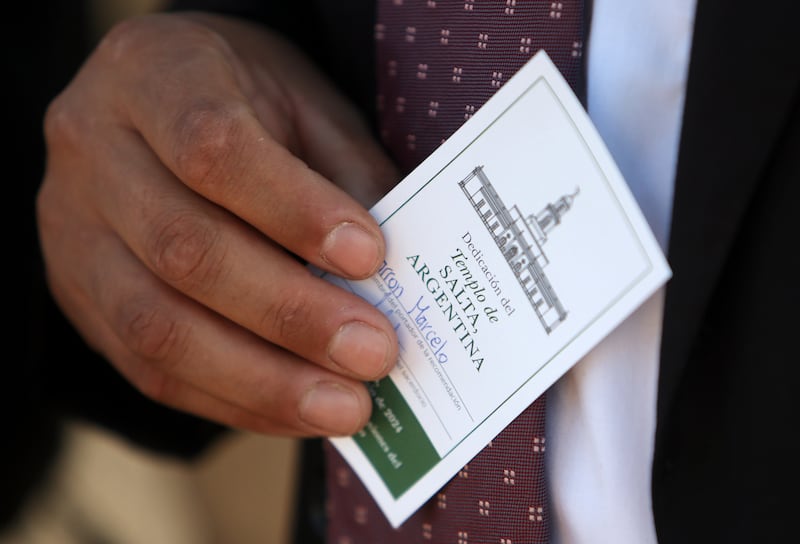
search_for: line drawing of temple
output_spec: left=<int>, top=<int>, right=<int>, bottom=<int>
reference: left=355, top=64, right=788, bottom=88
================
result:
left=458, top=165, right=579, bottom=334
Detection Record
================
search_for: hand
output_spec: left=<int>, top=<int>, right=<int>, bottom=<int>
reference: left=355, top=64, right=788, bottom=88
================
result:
left=36, top=12, right=400, bottom=437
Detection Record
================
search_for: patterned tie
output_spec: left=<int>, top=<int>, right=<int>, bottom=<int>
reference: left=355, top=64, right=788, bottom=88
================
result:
left=326, top=2, right=585, bottom=542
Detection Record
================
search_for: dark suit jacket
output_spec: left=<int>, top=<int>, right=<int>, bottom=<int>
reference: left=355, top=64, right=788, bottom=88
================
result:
left=17, top=0, right=798, bottom=541
left=653, top=0, right=800, bottom=540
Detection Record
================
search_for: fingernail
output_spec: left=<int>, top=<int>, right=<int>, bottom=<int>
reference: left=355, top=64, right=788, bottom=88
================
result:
left=329, top=321, right=391, bottom=379
left=321, top=222, right=381, bottom=278
left=299, top=382, right=363, bottom=435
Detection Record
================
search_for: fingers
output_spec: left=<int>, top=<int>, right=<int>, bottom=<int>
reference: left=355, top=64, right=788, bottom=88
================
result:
left=91, top=128, right=397, bottom=381
left=95, top=15, right=387, bottom=280
left=37, top=199, right=372, bottom=436
left=37, top=13, right=402, bottom=438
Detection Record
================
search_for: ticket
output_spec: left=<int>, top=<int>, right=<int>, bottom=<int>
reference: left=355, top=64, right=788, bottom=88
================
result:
left=324, top=50, right=671, bottom=528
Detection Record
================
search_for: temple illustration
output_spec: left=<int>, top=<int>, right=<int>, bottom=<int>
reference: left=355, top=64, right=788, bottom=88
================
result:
left=458, top=166, right=579, bottom=334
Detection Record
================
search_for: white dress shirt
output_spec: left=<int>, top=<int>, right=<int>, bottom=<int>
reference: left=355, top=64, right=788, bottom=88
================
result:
left=547, top=1, right=697, bottom=542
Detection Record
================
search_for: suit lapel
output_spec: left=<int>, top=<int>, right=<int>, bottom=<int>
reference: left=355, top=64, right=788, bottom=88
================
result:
left=657, top=0, right=800, bottom=426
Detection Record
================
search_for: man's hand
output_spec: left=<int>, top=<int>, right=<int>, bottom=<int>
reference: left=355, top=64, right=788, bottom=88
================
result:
left=36, top=12, right=400, bottom=437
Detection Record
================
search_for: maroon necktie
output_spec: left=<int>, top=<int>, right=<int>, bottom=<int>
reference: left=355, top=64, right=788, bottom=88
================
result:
left=325, top=2, right=585, bottom=542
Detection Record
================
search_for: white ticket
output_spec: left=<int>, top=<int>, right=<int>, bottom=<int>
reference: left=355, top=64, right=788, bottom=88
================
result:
left=324, top=50, right=671, bottom=528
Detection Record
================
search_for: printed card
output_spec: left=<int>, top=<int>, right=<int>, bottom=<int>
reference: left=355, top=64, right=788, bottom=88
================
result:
left=323, top=50, right=671, bottom=528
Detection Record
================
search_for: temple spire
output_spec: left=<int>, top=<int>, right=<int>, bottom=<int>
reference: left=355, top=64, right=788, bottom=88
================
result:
left=527, top=186, right=580, bottom=243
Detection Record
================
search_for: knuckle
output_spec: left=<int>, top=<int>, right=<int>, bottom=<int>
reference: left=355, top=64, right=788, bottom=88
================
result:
left=170, top=99, right=250, bottom=196
left=261, top=289, right=314, bottom=344
left=43, top=93, right=84, bottom=152
left=147, top=211, right=229, bottom=291
left=118, top=298, right=191, bottom=371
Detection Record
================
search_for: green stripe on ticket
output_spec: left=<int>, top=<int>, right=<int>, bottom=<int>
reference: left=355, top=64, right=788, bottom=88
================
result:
left=354, top=378, right=441, bottom=498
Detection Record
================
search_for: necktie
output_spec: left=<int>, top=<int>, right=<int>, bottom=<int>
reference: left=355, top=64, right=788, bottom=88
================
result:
left=326, top=2, right=585, bottom=542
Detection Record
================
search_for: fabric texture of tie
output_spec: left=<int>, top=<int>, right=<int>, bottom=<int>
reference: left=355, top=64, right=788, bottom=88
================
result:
left=325, top=2, right=585, bottom=542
